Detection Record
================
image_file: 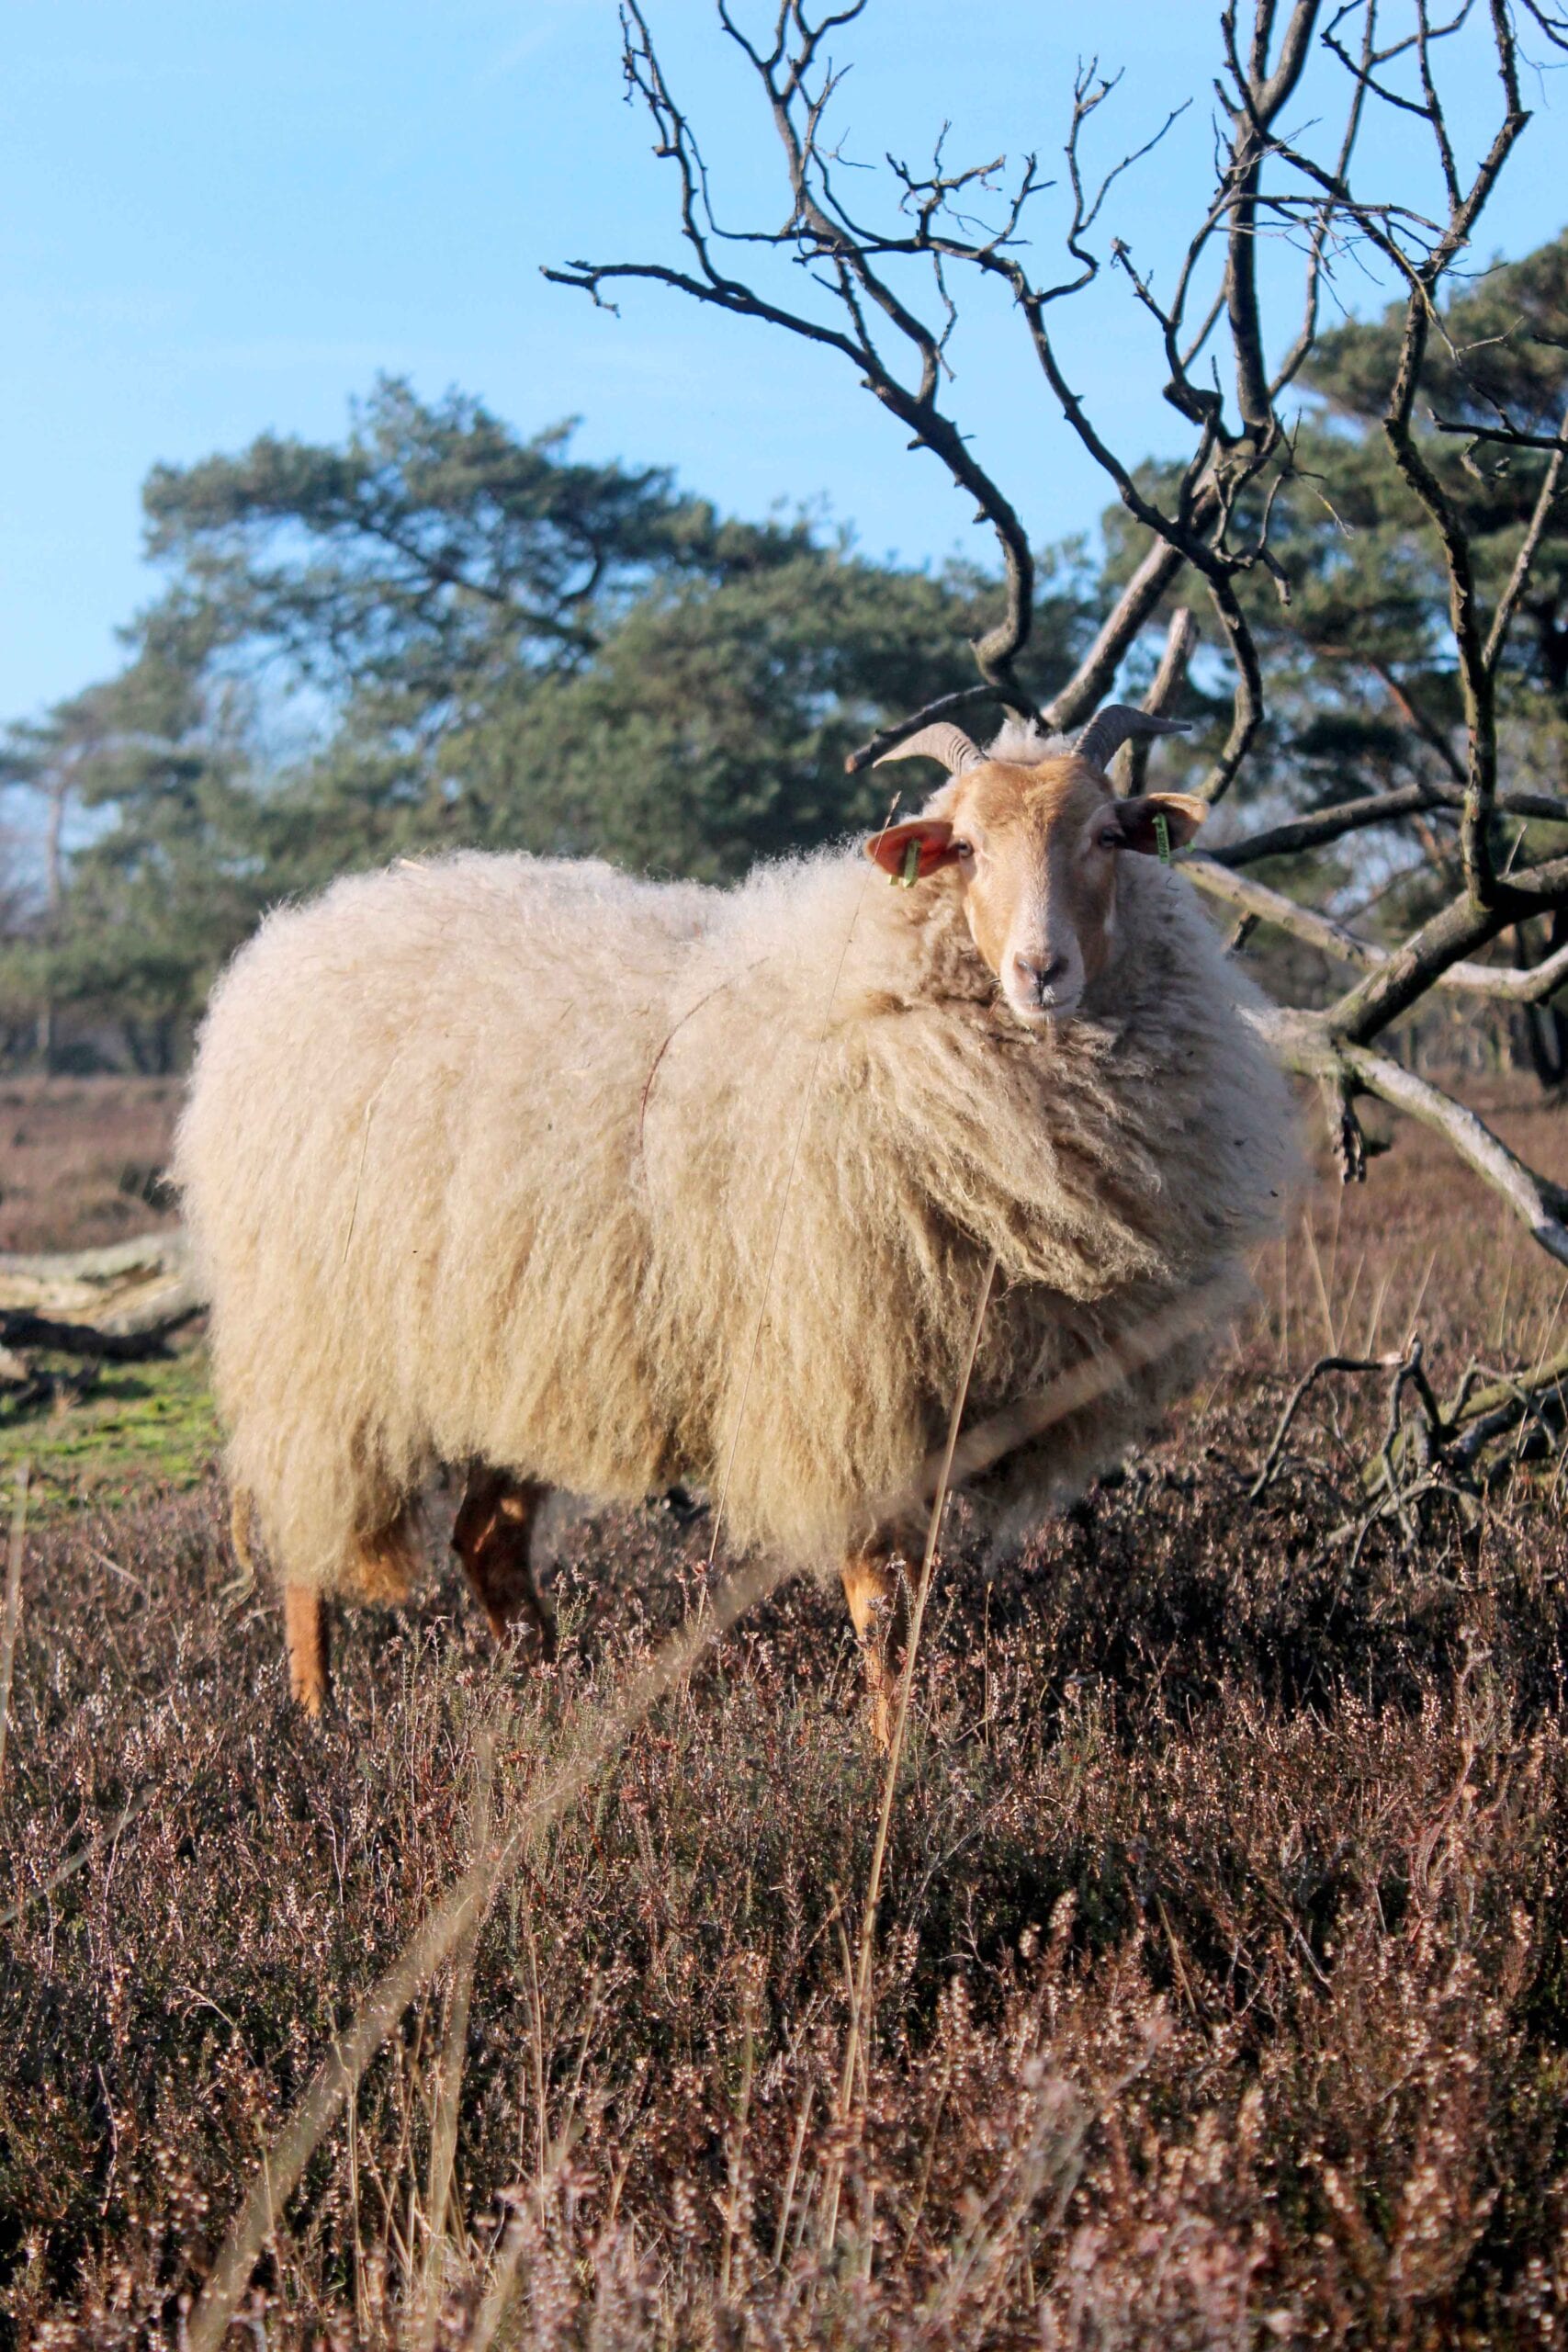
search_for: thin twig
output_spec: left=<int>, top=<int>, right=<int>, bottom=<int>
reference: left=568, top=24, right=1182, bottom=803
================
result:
left=0, top=1783, right=154, bottom=1928
left=1249, top=1351, right=1405, bottom=1501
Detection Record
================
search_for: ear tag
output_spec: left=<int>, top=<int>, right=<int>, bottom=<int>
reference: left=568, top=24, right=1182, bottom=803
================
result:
left=898, top=838, right=921, bottom=888
left=1154, top=810, right=1172, bottom=865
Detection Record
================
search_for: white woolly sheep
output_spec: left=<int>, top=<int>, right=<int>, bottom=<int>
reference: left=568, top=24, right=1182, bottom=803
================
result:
left=175, top=704, right=1295, bottom=1736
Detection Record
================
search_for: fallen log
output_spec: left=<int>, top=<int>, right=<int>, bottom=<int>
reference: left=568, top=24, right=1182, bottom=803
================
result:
left=0, top=1231, right=202, bottom=1341
left=0, top=1307, right=190, bottom=1363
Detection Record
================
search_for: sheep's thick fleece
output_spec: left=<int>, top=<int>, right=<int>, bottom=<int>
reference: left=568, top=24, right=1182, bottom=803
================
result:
left=176, top=838, right=1293, bottom=1591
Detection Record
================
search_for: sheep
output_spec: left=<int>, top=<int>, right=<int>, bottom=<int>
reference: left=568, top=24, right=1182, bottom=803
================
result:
left=175, top=703, right=1295, bottom=1735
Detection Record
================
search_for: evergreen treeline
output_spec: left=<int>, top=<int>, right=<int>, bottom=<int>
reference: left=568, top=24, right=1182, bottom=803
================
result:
left=3, top=235, right=1565, bottom=1071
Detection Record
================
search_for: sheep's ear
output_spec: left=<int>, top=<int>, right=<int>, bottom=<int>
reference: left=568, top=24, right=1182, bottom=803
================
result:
left=1113, top=793, right=1207, bottom=856
left=864, top=818, right=960, bottom=882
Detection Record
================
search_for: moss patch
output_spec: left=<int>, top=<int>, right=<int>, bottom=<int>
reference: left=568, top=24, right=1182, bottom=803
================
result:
left=0, top=1344, right=220, bottom=1517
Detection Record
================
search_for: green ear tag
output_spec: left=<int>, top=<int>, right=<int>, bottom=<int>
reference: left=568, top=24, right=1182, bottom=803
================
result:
left=899, top=838, right=921, bottom=888
left=1154, top=809, right=1172, bottom=865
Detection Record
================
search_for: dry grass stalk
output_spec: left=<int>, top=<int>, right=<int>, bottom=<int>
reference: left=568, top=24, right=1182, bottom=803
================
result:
left=463, top=2201, right=530, bottom=2352
left=718, top=1961, right=759, bottom=2301
left=772, top=2072, right=817, bottom=2269
left=183, top=1268, right=1250, bottom=2347
left=185, top=1549, right=788, bottom=2352
left=516, top=1870, right=548, bottom=2196
left=465, top=1976, right=605, bottom=2352
left=412, top=1734, right=494, bottom=2348
left=0, top=1458, right=28, bottom=1789
left=908, top=1274, right=1243, bottom=1504
left=820, top=1248, right=999, bottom=2258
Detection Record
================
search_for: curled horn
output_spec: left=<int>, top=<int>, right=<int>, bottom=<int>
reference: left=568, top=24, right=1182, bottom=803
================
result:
left=874, top=722, right=986, bottom=775
left=1074, top=704, right=1191, bottom=774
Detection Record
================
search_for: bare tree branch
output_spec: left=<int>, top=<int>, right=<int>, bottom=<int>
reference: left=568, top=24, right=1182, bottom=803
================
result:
left=1118, top=605, right=1200, bottom=790
left=547, top=2, right=1043, bottom=696
left=1325, top=844, right=1568, bottom=1042
left=1242, top=0, right=1533, bottom=906
left=1483, top=397, right=1568, bottom=673
left=554, top=1, right=1568, bottom=1332
left=1190, top=854, right=1568, bottom=1001
left=1039, top=537, right=1193, bottom=734
left=1213, top=780, right=1568, bottom=868
left=1216, top=0, right=1323, bottom=436
left=1429, top=414, right=1568, bottom=453
left=1198, top=571, right=1266, bottom=802
left=1341, top=1041, right=1568, bottom=1251
left=1266, top=1008, right=1568, bottom=1262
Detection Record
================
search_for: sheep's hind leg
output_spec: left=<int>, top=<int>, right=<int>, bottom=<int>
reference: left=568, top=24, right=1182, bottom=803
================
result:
left=453, top=1466, right=557, bottom=1661
left=841, top=1539, right=914, bottom=1751
left=347, top=1505, right=422, bottom=1605
left=223, top=1486, right=260, bottom=1604
left=284, top=1583, right=329, bottom=1717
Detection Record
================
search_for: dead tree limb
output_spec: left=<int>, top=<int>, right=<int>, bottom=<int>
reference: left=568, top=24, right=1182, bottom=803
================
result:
left=1265, top=1008, right=1568, bottom=1267
left=547, top=0, right=1047, bottom=711
left=0, top=1309, right=188, bottom=1364
left=1190, top=856, right=1568, bottom=1001
left=555, top=0, right=1568, bottom=1350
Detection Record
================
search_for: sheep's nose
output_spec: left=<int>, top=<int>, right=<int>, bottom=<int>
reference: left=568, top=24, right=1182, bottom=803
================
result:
left=1013, top=951, right=1068, bottom=1000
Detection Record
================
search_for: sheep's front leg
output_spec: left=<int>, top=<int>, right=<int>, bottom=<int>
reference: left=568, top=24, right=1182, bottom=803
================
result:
left=452, top=1466, right=558, bottom=1660
left=284, top=1582, right=329, bottom=1716
left=841, top=1540, right=914, bottom=1750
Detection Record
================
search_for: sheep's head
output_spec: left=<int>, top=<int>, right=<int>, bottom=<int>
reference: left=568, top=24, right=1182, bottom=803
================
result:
left=865, top=706, right=1206, bottom=1028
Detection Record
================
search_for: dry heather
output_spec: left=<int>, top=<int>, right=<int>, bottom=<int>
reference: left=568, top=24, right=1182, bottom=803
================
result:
left=2, top=1080, right=1568, bottom=2347
left=0, top=1080, right=181, bottom=1256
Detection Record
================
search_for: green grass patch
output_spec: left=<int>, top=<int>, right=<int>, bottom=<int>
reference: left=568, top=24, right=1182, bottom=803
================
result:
left=0, top=1343, right=220, bottom=1516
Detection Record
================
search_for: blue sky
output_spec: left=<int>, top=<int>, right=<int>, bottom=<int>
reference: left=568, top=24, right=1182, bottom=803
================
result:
left=3, top=0, right=1563, bottom=724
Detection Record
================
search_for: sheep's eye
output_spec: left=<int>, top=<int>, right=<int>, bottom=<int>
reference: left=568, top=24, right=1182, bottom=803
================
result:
left=953, top=838, right=975, bottom=860
left=1096, top=825, right=1122, bottom=850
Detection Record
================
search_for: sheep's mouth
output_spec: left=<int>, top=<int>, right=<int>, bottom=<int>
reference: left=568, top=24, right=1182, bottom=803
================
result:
left=1003, top=991, right=1082, bottom=1031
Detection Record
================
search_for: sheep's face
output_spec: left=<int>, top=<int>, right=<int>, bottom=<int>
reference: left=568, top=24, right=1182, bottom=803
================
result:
left=866, top=757, right=1206, bottom=1028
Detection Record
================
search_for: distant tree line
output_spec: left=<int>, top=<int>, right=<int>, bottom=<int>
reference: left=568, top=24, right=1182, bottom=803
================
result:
left=2, top=230, right=1565, bottom=1075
